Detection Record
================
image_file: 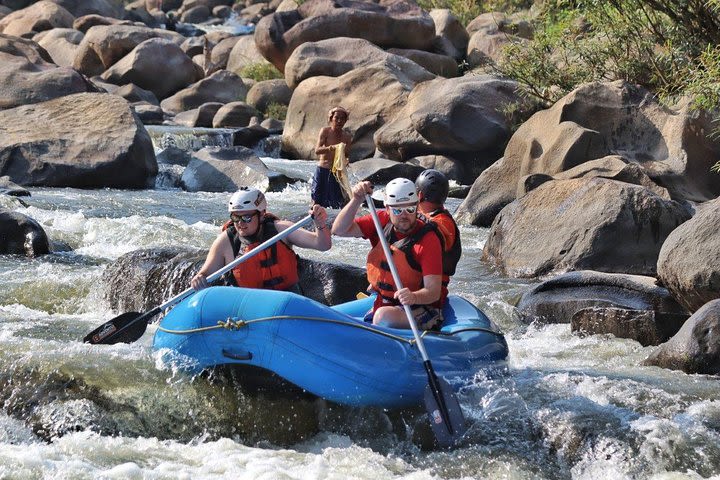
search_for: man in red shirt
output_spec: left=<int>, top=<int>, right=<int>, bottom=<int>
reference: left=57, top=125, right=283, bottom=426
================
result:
left=332, top=178, right=444, bottom=330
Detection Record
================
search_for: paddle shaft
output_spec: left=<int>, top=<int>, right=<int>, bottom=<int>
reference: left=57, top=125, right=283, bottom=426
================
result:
left=155, top=214, right=314, bottom=313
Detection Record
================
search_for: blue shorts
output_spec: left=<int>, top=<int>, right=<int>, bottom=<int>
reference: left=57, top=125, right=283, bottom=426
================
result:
left=311, top=166, right=345, bottom=208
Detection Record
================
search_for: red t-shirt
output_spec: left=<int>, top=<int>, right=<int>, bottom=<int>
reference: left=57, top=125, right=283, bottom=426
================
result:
left=355, top=211, right=442, bottom=277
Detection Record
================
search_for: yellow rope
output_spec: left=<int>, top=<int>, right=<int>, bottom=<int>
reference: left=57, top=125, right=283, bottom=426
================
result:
left=156, top=315, right=502, bottom=342
left=157, top=315, right=419, bottom=344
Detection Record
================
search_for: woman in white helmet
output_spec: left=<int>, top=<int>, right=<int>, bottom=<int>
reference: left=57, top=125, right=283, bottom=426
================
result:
left=331, top=178, right=444, bottom=330
left=190, top=187, right=330, bottom=294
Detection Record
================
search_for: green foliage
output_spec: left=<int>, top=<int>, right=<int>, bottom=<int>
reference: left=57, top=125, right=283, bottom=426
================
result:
left=416, top=0, right=531, bottom=25
left=265, top=102, right=288, bottom=121
left=493, top=0, right=720, bottom=106
left=238, top=62, right=283, bottom=82
left=489, top=0, right=720, bottom=172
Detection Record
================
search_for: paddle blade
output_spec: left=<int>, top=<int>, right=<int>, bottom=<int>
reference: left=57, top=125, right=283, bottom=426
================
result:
left=424, top=376, right=467, bottom=448
left=83, top=311, right=148, bottom=345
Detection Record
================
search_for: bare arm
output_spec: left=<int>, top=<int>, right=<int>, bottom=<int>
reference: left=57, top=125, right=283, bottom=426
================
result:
left=394, top=274, right=442, bottom=306
left=331, top=181, right=373, bottom=237
left=190, top=232, right=233, bottom=290
left=315, top=127, right=334, bottom=156
left=279, top=204, right=331, bottom=251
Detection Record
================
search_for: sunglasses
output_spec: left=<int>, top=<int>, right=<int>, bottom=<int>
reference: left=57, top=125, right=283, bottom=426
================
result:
left=230, top=212, right=257, bottom=224
left=389, top=205, right=417, bottom=215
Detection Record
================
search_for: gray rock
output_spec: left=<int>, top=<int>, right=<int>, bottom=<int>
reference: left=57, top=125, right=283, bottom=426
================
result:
left=255, top=0, right=435, bottom=71
left=517, top=270, right=689, bottom=346
left=643, top=299, right=720, bottom=375
left=160, top=69, right=247, bottom=115
left=348, top=158, right=425, bottom=184
left=0, top=176, right=30, bottom=196
left=657, top=196, right=720, bottom=312
left=102, top=38, right=203, bottom=100
left=0, top=93, right=157, bottom=189
left=483, top=177, right=690, bottom=278
left=0, top=208, right=50, bottom=256
left=282, top=59, right=434, bottom=161
left=102, top=247, right=368, bottom=312
left=180, top=145, right=269, bottom=192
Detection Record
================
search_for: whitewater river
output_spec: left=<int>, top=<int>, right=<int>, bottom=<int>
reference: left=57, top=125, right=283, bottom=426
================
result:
left=1, top=138, right=719, bottom=479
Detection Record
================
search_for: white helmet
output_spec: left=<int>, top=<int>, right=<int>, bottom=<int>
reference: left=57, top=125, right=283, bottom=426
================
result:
left=384, top=178, right=418, bottom=206
left=228, top=188, right=267, bottom=212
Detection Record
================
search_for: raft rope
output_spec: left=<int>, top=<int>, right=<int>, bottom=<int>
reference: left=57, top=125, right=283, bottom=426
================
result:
left=156, top=314, right=504, bottom=345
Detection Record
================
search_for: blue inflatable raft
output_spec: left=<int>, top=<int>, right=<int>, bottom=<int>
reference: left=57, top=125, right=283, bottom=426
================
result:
left=153, top=286, right=508, bottom=408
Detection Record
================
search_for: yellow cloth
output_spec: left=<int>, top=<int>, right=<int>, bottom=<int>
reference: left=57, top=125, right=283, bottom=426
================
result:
left=331, top=143, right=352, bottom=199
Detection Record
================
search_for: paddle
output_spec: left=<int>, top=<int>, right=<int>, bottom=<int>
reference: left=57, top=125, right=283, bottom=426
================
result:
left=83, top=214, right=314, bottom=345
left=365, top=194, right=467, bottom=448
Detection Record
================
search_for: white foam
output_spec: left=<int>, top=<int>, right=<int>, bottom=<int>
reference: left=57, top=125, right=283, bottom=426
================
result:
left=0, top=432, right=441, bottom=480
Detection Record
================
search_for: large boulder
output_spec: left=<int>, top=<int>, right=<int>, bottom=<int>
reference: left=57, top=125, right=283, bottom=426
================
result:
left=180, top=146, right=270, bottom=192
left=0, top=1, right=74, bottom=37
left=482, top=177, right=690, bottom=278
left=173, top=102, right=224, bottom=128
left=520, top=156, right=670, bottom=199
left=345, top=158, right=425, bottom=184
left=102, top=37, right=203, bottom=100
left=466, top=29, right=524, bottom=68
left=657, top=197, right=720, bottom=312
left=48, top=0, right=124, bottom=18
left=0, top=32, right=53, bottom=64
left=0, top=209, right=50, bottom=256
left=454, top=156, right=512, bottom=225
left=245, top=79, right=292, bottom=113
left=643, top=299, right=720, bottom=375
left=457, top=81, right=720, bottom=227
left=386, top=47, right=458, bottom=78
left=517, top=270, right=689, bottom=346
left=33, top=27, right=84, bottom=67
left=282, top=58, right=434, bottom=161
left=212, top=101, right=261, bottom=128
left=284, top=37, right=430, bottom=89
left=225, top=34, right=266, bottom=75
left=160, top=70, right=247, bottom=115
left=255, top=0, right=435, bottom=72
left=429, top=8, right=468, bottom=61
left=374, top=75, right=535, bottom=168
left=102, top=247, right=368, bottom=310
left=0, top=43, right=91, bottom=109
left=72, top=14, right=129, bottom=33
left=0, top=92, right=157, bottom=188
left=73, top=24, right=184, bottom=76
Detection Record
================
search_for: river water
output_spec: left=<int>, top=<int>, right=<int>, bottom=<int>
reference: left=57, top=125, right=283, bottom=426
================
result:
left=1, top=130, right=719, bottom=479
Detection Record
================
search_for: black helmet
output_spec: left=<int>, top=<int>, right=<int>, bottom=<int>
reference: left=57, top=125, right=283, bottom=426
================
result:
left=415, top=169, right=449, bottom=203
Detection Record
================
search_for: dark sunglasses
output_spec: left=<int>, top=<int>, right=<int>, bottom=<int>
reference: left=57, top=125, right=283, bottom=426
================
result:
left=389, top=205, right=417, bottom=215
left=230, top=212, right=257, bottom=224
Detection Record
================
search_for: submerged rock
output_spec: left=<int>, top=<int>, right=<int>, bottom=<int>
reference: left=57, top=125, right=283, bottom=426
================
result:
left=516, top=270, right=689, bottom=346
left=644, top=299, right=720, bottom=374
left=102, top=247, right=368, bottom=313
left=0, top=208, right=49, bottom=257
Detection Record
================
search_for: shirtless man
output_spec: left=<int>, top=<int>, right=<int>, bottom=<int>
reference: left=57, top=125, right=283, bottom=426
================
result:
left=312, top=106, right=352, bottom=208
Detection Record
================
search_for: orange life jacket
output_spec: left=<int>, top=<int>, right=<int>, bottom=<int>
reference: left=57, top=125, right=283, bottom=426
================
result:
left=419, top=208, right=462, bottom=278
left=366, top=216, right=439, bottom=308
left=222, top=213, right=299, bottom=290
left=418, top=208, right=461, bottom=305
